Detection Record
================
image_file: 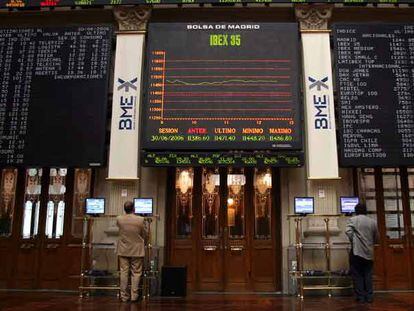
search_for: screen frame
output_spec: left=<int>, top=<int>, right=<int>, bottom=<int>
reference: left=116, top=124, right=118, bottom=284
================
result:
left=134, top=197, right=154, bottom=216
left=294, top=196, right=314, bottom=215
left=85, top=197, right=106, bottom=215
left=0, top=26, right=113, bottom=167
left=142, top=23, right=302, bottom=152
left=339, top=196, right=359, bottom=214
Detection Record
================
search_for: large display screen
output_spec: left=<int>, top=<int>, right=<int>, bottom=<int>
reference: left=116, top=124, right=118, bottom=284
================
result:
left=294, top=197, right=314, bottom=215
left=340, top=197, right=359, bottom=214
left=333, top=24, right=414, bottom=166
left=142, top=23, right=301, bottom=151
left=0, top=26, right=112, bottom=166
left=85, top=198, right=105, bottom=215
left=134, top=198, right=153, bottom=215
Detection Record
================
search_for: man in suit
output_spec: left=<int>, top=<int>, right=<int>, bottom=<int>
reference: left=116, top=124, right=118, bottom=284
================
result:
left=117, top=201, right=147, bottom=302
left=346, top=202, right=379, bottom=303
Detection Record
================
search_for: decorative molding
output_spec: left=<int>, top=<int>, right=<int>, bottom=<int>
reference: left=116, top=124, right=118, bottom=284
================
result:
left=113, top=6, right=151, bottom=32
left=295, top=5, right=333, bottom=31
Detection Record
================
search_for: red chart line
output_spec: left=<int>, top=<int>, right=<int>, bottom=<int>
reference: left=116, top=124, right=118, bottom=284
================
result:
left=167, top=75, right=290, bottom=78
left=166, top=92, right=291, bottom=94
left=165, top=93, right=291, bottom=97
left=165, top=59, right=291, bottom=63
left=156, top=56, right=294, bottom=119
left=165, top=100, right=292, bottom=103
left=164, top=108, right=292, bottom=111
left=165, top=84, right=291, bottom=87
left=163, top=117, right=293, bottom=121
left=165, top=67, right=291, bottom=71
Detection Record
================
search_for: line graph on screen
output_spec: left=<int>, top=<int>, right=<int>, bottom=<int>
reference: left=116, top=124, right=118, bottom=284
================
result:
left=148, top=50, right=295, bottom=122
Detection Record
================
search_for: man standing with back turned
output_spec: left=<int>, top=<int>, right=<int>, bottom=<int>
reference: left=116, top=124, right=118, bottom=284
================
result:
left=117, top=201, right=147, bottom=302
left=346, top=202, right=379, bottom=303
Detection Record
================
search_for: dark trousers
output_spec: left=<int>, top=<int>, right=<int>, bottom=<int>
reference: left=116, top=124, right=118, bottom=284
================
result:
left=349, top=253, right=373, bottom=301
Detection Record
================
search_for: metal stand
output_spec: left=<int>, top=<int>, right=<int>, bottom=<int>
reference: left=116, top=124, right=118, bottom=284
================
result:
left=324, top=217, right=332, bottom=298
left=288, top=214, right=352, bottom=299
left=78, top=215, right=160, bottom=301
left=142, top=216, right=159, bottom=301
left=79, top=216, right=120, bottom=298
left=294, top=217, right=304, bottom=299
left=79, top=216, right=88, bottom=298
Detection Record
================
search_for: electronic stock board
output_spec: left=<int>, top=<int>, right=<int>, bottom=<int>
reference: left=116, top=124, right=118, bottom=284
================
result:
left=334, top=24, right=414, bottom=166
left=1, top=0, right=412, bottom=8
left=141, top=151, right=303, bottom=167
left=142, top=23, right=302, bottom=158
left=0, top=26, right=112, bottom=167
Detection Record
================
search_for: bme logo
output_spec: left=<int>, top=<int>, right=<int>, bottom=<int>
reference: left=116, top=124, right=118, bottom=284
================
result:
left=117, top=78, right=138, bottom=91
left=117, top=77, right=138, bottom=130
left=313, top=95, right=329, bottom=129
left=308, top=76, right=330, bottom=130
left=308, top=76, right=329, bottom=91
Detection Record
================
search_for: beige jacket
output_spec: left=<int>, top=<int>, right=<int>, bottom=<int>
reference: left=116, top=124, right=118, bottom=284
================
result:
left=116, top=214, right=146, bottom=257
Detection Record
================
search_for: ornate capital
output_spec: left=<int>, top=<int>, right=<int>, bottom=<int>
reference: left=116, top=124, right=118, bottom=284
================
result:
left=113, top=6, right=152, bottom=32
left=295, top=5, right=333, bottom=31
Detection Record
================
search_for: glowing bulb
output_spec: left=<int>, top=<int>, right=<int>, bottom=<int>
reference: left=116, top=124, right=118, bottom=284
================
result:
left=263, top=173, right=272, bottom=187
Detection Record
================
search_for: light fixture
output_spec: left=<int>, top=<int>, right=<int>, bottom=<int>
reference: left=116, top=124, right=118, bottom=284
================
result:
left=177, top=169, right=193, bottom=194
left=263, top=173, right=272, bottom=187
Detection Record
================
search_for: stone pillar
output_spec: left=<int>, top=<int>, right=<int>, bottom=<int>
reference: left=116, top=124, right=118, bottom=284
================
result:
left=108, top=6, right=151, bottom=184
left=295, top=5, right=332, bottom=31
left=93, top=7, right=152, bottom=258
left=295, top=5, right=341, bottom=234
left=114, top=6, right=151, bottom=33
left=111, top=9, right=168, bottom=272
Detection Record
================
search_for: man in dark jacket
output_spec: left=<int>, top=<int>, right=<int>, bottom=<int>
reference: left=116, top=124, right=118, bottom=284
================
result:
left=346, top=202, right=379, bottom=303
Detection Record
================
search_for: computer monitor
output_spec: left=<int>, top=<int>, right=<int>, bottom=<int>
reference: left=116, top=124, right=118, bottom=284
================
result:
left=294, top=197, right=314, bottom=215
left=134, top=198, right=153, bottom=216
left=340, top=196, right=359, bottom=214
left=85, top=198, right=105, bottom=215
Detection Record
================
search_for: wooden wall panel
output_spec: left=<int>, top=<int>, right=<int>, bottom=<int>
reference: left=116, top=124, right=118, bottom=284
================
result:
left=224, top=247, right=249, bottom=291
left=168, top=167, right=281, bottom=292
left=14, top=248, right=39, bottom=288
left=384, top=246, right=411, bottom=289
left=198, top=248, right=223, bottom=291
left=38, top=247, right=63, bottom=289
left=0, top=247, right=11, bottom=287
left=63, top=246, right=82, bottom=290
left=171, top=245, right=194, bottom=290
left=251, top=247, right=275, bottom=291
left=373, top=246, right=385, bottom=290
left=252, top=247, right=274, bottom=282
